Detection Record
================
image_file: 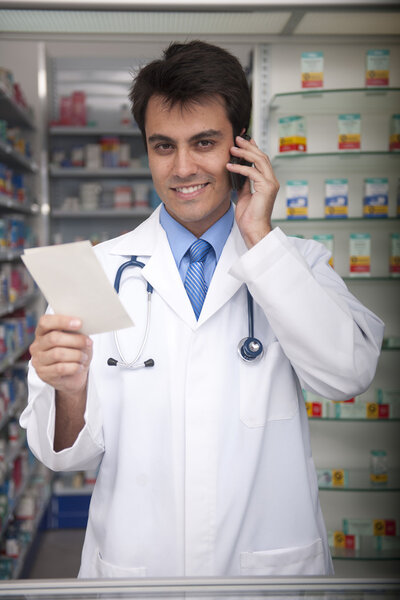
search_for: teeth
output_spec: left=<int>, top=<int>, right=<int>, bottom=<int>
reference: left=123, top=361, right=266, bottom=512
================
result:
left=176, top=184, right=206, bottom=194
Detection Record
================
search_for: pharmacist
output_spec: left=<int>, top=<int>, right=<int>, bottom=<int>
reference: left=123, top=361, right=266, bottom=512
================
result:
left=20, top=41, right=384, bottom=579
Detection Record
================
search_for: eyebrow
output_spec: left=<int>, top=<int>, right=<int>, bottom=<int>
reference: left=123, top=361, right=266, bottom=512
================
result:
left=147, top=129, right=224, bottom=145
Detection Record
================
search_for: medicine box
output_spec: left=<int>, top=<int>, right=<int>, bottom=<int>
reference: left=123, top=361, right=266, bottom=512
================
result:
left=301, top=52, right=323, bottom=89
left=279, top=116, right=307, bottom=153
left=363, top=178, right=388, bottom=218
left=338, top=115, right=361, bottom=151
left=343, top=518, right=397, bottom=536
left=286, top=180, right=308, bottom=219
left=325, top=179, right=348, bottom=219
left=366, top=49, right=390, bottom=87
left=349, top=233, right=371, bottom=277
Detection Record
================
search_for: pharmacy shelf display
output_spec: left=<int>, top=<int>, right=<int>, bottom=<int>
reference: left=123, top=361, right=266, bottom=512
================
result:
left=266, top=87, right=400, bottom=565
left=0, top=77, right=51, bottom=580
left=48, top=126, right=155, bottom=245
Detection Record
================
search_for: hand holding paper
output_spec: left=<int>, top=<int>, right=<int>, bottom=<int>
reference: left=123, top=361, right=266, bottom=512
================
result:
left=22, top=241, right=134, bottom=335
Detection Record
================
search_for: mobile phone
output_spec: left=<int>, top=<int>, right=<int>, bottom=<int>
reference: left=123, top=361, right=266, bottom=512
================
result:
left=229, top=133, right=252, bottom=191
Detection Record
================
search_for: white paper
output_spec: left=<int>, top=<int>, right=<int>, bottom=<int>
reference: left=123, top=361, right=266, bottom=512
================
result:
left=22, top=240, right=134, bottom=335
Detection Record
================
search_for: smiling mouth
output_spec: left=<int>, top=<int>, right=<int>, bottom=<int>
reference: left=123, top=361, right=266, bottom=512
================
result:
left=173, top=183, right=209, bottom=195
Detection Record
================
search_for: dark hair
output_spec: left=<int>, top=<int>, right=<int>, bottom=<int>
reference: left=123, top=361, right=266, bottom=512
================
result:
left=129, top=40, right=252, bottom=146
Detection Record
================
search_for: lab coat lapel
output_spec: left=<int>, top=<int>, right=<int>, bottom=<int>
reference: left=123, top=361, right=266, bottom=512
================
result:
left=109, top=207, right=196, bottom=328
left=198, top=221, right=247, bottom=326
left=142, top=228, right=197, bottom=329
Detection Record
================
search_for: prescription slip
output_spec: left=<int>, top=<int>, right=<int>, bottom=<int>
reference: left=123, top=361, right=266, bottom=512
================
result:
left=22, top=241, right=134, bottom=335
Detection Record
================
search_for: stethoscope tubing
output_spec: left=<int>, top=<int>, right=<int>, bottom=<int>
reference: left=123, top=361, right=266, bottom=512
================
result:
left=110, top=256, right=154, bottom=369
left=110, top=255, right=263, bottom=368
left=113, top=291, right=152, bottom=368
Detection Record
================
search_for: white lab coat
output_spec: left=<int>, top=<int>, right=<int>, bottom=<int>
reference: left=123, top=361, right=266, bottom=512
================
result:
left=20, top=205, right=384, bottom=578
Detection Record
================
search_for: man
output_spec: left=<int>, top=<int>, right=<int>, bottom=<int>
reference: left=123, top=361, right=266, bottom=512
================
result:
left=20, top=41, right=383, bottom=578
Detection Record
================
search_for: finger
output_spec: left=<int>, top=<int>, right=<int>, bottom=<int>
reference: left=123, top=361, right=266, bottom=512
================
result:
left=36, top=361, right=86, bottom=382
left=233, top=135, right=274, bottom=166
left=37, top=346, right=90, bottom=368
left=35, top=314, right=82, bottom=337
left=226, top=161, right=264, bottom=184
left=39, top=329, right=92, bottom=352
left=228, top=161, right=280, bottom=199
left=230, top=143, right=272, bottom=173
left=233, top=135, right=265, bottom=157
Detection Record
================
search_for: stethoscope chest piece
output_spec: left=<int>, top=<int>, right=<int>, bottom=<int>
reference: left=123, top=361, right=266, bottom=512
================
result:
left=238, top=337, right=264, bottom=362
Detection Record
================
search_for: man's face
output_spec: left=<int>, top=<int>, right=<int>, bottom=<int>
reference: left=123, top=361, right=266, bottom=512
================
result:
left=145, top=95, right=234, bottom=237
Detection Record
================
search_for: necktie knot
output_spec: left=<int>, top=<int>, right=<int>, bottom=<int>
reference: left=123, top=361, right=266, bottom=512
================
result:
left=188, top=238, right=211, bottom=264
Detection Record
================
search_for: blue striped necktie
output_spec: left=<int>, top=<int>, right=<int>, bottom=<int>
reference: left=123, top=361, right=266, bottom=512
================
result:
left=184, top=239, right=211, bottom=320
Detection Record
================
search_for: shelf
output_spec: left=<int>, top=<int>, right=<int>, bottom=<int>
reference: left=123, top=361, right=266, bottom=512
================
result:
left=52, top=207, right=153, bottom=219
left=271, top=152, right=400, bottom=173
left=0, top=85, right=34, bottom=130
left=274, top=216, right=399, bottom=224
left=0, top=140, right=37, bottom=173
left=0, top=248, right=23, bottom=262
left=0, top=193, right=38, bottom=215
left=52, top=481, right=95, bottom=496
left=270, top=88, right=400, bottom=115
left=49, top=126, right=141, bottom=137
left=382, top=339, right=400, bottom=350
left=12, top=485, right=52, bottom=580
left=309, top=417, right=400, bottom=423
left=4, top=431, right=28, bottom=471
left=0, top=335, right=34, bottom=375
left=0, top=290, right=41, bottom=318
left=0, top=459, right=36, bottom=539
left=319, top=469, right=400, bottom=492
left=49, top=166, right=151, bottom=178
left=0, top=396, right=25, bottom=435
left=331, top=546, right=400, bottom=561
left=343, top=277, right=400, bottom=283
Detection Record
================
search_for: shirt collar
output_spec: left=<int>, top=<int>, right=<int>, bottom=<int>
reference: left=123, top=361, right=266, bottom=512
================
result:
left=159, top=202, right=234, bottom=267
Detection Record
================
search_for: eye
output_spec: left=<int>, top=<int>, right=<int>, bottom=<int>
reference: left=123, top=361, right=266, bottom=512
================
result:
left=197, top=139, right=215, bottom=150
left=153, top=143, right=174, bottom=154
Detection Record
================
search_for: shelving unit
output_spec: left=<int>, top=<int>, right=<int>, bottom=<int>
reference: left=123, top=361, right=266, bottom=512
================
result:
left=0, top=76, right=50, bottom=579
left=48, top=126, right=155, bottom=243
left=260, top=75, right=400, bottom=571
left=46, top=57, right=158, bottom=245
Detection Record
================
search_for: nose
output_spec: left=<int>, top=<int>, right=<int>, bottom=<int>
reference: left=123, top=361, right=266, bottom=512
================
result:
left=173, top=147, right=197, bottom=180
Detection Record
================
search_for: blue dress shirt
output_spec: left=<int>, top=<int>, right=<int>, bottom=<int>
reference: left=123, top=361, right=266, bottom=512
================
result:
left=159, top=203, right=234, bottom=287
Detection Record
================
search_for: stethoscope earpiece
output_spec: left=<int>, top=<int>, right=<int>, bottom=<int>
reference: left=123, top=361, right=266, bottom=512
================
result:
left=238, top=337, right=264, bottom=363
left=107, top=357, right=155, bottom=369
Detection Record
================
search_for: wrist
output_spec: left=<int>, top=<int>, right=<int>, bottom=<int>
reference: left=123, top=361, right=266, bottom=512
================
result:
left=242, top=225, right=272, bottom=249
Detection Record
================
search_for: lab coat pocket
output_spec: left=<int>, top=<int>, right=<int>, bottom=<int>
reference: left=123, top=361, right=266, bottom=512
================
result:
left=239, top=340, right=298, bottom=427
left=94, top=550, right=147, bottom=578
left=240, top=538, right=325, bottom=575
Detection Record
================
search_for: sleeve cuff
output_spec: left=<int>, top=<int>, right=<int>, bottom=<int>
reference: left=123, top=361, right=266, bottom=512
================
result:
left=230, top=227, right=310, bottom=283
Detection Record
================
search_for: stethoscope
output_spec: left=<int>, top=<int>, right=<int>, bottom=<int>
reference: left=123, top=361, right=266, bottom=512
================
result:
left=107, top=256, right=264, bottom=369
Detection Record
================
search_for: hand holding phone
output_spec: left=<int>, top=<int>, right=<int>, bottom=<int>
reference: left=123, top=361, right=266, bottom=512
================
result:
left=229, top=134, right=280, bottom=248
left=229, top=133, right=252, bottom=191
